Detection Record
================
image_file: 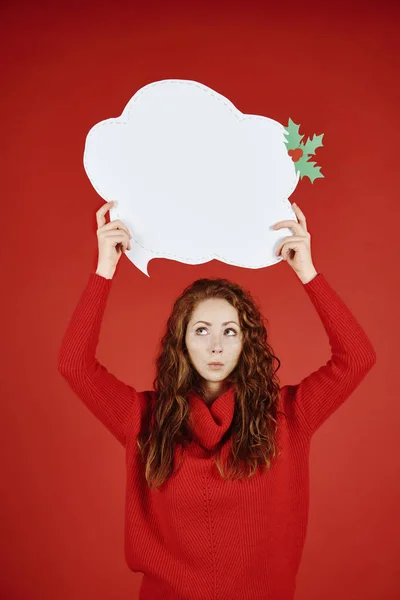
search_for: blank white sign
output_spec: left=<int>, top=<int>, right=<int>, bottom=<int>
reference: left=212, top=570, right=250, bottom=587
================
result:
left=84, top=79, right=299, bottom=277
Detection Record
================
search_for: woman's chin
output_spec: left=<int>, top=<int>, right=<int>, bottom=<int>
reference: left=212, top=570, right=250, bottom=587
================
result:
left=201, top=372, right=226, bottom=382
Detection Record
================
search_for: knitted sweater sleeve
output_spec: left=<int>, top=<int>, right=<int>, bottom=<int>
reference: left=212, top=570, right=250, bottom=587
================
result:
left=284, top=273, right=377, bottom=436
left=57, top=273, right=144, bottom=447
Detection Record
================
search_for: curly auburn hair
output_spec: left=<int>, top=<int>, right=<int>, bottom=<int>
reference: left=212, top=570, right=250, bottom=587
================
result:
left=137, top=277, right=284, bottom=490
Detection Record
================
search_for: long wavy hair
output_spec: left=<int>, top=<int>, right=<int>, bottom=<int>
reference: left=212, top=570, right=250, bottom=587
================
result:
left=137, top=277, right=284, bottom=490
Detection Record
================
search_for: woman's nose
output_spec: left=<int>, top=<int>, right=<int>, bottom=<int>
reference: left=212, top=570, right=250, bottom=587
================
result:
left=210, top=338, right=223, bottom=352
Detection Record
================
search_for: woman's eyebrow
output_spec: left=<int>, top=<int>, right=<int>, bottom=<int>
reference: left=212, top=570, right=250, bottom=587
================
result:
left=193, top=320, right=239, bottom=326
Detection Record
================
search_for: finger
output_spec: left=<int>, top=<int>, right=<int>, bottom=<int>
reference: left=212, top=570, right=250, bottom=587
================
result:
left=103, top=231, right=130, bottom=243
left=292, top=203, right=308, bottom=232
left=275, top=236, right=307, bottom=256
left=281, top=240, right=301, bottom=260
left=98, top=219, right=132, bottom=239
left=273, top=220, right=306, bottom=236
left=281, top=245, right=295, bottom=261
left=96, top=201, right=115, bottom=229
left=104, top=233, right=130, bottom=252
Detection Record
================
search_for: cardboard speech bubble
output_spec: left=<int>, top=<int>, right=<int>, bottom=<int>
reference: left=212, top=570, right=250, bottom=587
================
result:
left=84, top=79, right=304, bottom=277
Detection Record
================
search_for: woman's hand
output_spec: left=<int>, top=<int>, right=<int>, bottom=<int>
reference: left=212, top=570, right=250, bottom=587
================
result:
left=272, top=203, right=318, bottom=284
left=95, top=201, right=132, bottom=279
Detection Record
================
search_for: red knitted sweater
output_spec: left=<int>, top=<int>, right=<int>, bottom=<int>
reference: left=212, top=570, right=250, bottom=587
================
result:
left=58, top=272, right=376, bottom=600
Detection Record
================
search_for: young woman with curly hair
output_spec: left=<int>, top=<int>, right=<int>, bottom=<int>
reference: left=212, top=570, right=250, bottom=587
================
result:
left=58, top=201, right=376, bottom=600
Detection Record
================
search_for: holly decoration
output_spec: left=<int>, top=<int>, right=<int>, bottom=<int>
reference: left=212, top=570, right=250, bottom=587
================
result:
left=284, top=118, right=324, bottom=183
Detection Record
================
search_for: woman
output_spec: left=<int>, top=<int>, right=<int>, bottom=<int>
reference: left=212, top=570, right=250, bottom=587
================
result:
left=58, top=201, right=376, bottom=600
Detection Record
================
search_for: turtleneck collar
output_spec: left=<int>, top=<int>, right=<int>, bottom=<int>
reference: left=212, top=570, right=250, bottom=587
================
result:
left=187, top=384, right=236, bottom=450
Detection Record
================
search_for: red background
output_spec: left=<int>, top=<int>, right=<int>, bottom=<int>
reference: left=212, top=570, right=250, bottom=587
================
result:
left=2, top=1, right=399, bottom=598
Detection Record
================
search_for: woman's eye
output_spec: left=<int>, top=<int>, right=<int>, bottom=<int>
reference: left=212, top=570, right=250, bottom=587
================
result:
left=195, top=327, right=207, bottom=335
left=194, top=327, right=237, bottom=335
left=225, top=328, right=236, bottom=335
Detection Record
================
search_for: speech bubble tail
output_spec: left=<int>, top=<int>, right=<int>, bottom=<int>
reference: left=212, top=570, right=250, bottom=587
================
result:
left=130, top=244, right=153, bottom=277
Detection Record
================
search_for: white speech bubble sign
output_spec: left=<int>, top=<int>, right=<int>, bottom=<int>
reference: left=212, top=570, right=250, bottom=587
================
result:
left=84, top=79, right=300, bottom=277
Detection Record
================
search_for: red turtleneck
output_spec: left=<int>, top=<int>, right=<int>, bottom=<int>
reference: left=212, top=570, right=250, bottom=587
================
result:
left=58, top=272, right=376, bottom=600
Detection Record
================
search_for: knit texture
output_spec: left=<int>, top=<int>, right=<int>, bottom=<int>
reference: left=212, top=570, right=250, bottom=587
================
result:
left=58, top=272, right=376, bottom=600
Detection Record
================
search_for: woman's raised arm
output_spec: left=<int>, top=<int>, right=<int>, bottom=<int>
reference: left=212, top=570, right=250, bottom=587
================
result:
left=58, top=202, right=144, bottom=447
left=58, top=273, right=145, bottom=447
left=283, top=273, right=377, bottom=436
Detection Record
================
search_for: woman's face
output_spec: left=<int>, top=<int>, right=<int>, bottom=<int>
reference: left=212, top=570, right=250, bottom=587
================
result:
left=185, top=298, right=243, bottom=383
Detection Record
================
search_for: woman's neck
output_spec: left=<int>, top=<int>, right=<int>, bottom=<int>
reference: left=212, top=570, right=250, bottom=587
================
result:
left=200, top=379, right=231, bottom=406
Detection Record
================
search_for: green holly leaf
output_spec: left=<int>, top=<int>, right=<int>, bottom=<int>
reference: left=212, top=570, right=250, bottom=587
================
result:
left=300, top=133, right=324, bottom=158
left=284, top=118, right=304, bottom=151
left=283, top=118, right=325, bottom=183
left=294, top=154, right=324, bottom=183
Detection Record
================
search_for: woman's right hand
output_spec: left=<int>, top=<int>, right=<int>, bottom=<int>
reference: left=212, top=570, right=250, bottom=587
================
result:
left=95, top=201, right=132, bottom=279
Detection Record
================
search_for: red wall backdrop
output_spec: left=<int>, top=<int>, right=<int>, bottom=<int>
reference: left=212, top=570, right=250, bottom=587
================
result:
left=2, top=1, right=399, bottom=598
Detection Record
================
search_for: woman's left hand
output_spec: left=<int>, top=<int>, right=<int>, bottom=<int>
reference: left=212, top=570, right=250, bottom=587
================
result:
left=272, top=203, right=318, bottom=284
